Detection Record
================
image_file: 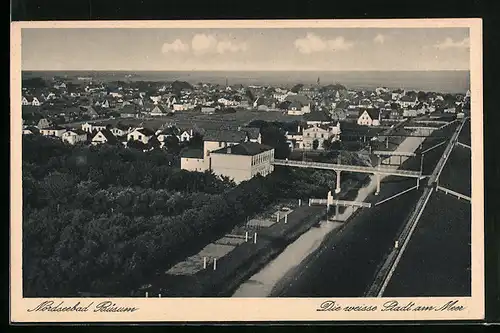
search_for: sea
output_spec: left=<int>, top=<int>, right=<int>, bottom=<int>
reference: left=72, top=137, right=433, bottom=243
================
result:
left=22, top=70, right=470, bottom=94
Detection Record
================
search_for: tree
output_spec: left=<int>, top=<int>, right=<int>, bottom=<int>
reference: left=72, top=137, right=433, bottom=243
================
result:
left=260, top=124, right=291, bottom=159
left=312, top=139, right=319, bottom=150
left=290, top=84, right=304, bottom=93
left=164, top=135, right=180, bottom=154
left=188, top=132, right=203, bottom=149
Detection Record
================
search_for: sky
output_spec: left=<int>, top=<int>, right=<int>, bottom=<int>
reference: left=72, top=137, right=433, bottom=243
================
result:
left=21, top=27, right=470, bottom=71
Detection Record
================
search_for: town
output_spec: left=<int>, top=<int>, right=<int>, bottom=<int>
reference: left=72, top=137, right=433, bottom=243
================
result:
left=22, top=74, right=469, bottom=184
left=21, top=71, right=472, bottom=299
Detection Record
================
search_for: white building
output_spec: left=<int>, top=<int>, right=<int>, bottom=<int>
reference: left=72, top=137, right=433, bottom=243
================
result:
left=209, top=142, right=275, bottom=184
left=357, top=109, right=381, bottom=126
left=62, top=130, right=88, bottom=145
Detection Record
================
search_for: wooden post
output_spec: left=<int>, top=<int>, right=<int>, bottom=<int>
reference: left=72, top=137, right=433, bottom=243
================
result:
left=376, top=173, right=381, bottom=195
left=213, top=257, right=217, bottom=270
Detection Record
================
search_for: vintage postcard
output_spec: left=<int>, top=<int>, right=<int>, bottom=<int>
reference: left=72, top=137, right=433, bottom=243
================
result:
left=10, top=19, right=483, bottom=323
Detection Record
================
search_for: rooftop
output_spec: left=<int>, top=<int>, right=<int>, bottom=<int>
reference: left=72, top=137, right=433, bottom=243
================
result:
left=180, top=149, right=204, bottom=159
left=211, top=142, right=273, bottom=156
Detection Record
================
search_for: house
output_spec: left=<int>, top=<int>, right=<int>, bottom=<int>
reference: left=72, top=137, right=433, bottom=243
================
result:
left=110, top=123, right=132, bottom=137
left=127, top=127, right=156, bottom=144
left=209, top=142, right=275, bottom=184
left=22, top=96, right=42, bottom=106
left=330, top=108, right=347, bottom=121
left=40, top=125, right=67, bottom=137
left=398, top=95, right=418, bottom=108
left=53, top=82, right=67, bottom=90
left=357, top=109, right=381, bottom=126
left=180, top=149, right=206, bottom=172
left=286, top=125, right=304, bottom=150
left=100, top=99, right=110, bottom=109
left=22, top=126, right=40, bottom=135
left=179, top=129, right=194, bottom=142
left=62, top=129, right=88, bottom=145
left=302, top=123, right=341, bottom=150
left=304, top=111, right=332, bottom=125
left=81, top=122, right=94, bottom=133
left=239, top=127, right=261, bottom=144
left=37, top=118, right=52, bottom=129
left=172, top=103, right=189, bottom=112
left=392, top=89, right=405, bottom=100
left=156, top=127, right=181, bottom=148
left=403, top=108, right=418, bottom=118
left=390, top=109, right=403, bottom=120
left=118, top=104, right=140, bottom=118
left=285, top=95, right=311, bottom=115
left=150, top=104, right=170, bottom=116
left=91, top=129, right=118, bottom=145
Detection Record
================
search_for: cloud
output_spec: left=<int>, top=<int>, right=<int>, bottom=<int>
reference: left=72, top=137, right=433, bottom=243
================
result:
left=191, top=33, right=248, bottom=55
left=216, top=40, right=248, bottom=54
left=161, top=39, right=189, bottom=53
left=294, top=33, right=354, bottom=54
left=374, top=34, right=386, bottom=44
left=434, top=37, right=470, bottom=50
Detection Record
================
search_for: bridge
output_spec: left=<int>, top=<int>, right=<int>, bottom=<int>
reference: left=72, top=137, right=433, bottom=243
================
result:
left=273, top=159, right=423, bottom=196
left=273, top=159, right=421, bottom=178
left=309, top=197, right=372, bottom=220
left=372, top=150, right=416, bottom=157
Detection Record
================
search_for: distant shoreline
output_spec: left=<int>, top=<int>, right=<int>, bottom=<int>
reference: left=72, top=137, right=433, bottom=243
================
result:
left=21, top=70, right=470, bottom=94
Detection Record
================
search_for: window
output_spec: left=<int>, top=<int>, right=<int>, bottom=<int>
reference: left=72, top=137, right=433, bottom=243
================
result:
left=138, top=135, right=142, bottom=140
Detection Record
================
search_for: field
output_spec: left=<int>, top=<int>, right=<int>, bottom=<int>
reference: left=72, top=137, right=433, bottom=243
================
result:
left=438, top=144, right=471, bottom=196
left=458, top=118, right=471, bottom=146
left=67, top=110, right=303, bottom=130
left=384, top=191, right=471, bottom=297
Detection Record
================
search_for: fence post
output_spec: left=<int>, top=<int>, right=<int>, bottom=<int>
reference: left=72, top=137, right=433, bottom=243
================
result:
left=145, top=292, right=149, bottom=298
left=284, top=214, right=288, bottom=224
left=276, top=212, right=280, bottom=222
left=213, top=257, right=217, bottom=270
left=298, top=199, right=302, bottom=206
left=254, top=232, right=257, bottom=244
left=245, top=231, right=248, bottom=242
left=158, top=294, right=161, bottom=298
left=203, top=256, right=207, bottom=269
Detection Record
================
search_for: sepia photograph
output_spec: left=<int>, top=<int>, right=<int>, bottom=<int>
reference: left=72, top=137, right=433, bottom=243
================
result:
left=10, top=19, right=483, bottom=322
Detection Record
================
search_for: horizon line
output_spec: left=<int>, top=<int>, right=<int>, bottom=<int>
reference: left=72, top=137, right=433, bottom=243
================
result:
left=22, top=69, right=471, bottom=72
